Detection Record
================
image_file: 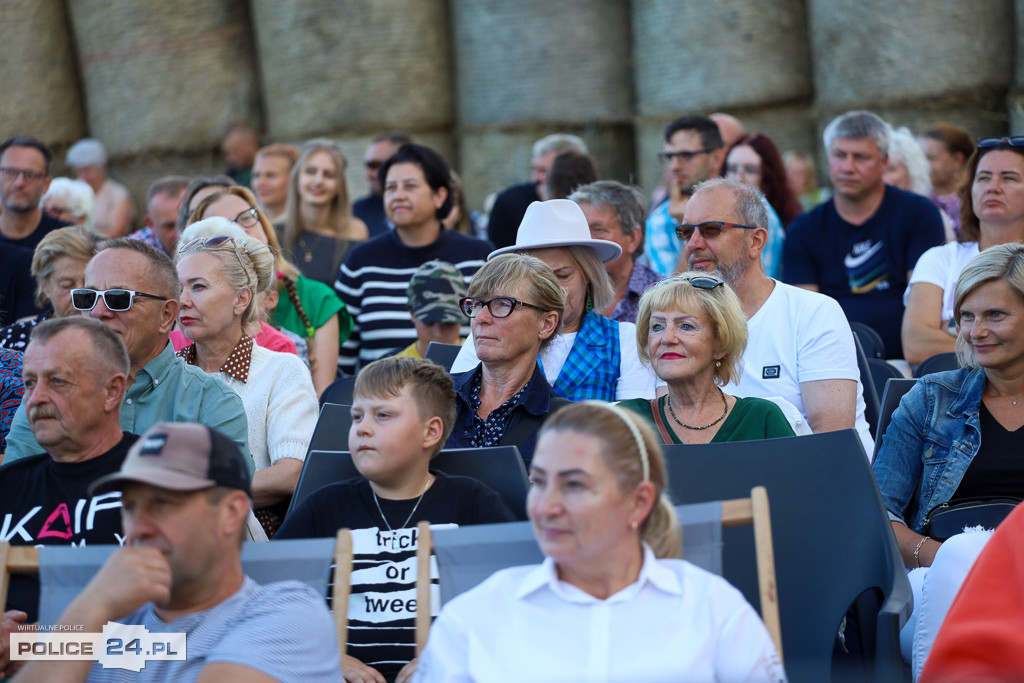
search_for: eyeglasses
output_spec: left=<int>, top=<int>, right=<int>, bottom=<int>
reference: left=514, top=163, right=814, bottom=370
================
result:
left=233, top=207, right=260, bottom=228
left=657, top=148, right=716, bottom=163
left=71, top=288, right=169, bottom=312
left=459, top=296, right=545, bottom=319
left=677, top=275, right=724, bottom=290
left=179, top=234, right=248, bottom=278
left=365, top=160, right=383, bottom=171
left=977, top=137, right=1024, bottom=149
left=0, top=167, right=46, bottom=182
left=675, top=221, right=759, bottom=241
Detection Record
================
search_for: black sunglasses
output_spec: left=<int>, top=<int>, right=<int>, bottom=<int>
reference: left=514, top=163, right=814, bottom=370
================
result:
left=678, top=275, right=724, bottom=290
left=71, top=288, right=169, bottom=312
left=977, top=137, right=1024, bottom=149
left=675, top=221, right=759, bottom=241
left=657, top=148, right=717, bottom=163
left=459, top=296, right=545, bottom=319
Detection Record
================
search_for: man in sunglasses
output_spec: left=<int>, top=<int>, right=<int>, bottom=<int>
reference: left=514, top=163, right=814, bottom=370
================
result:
left=681, top=177, right=875, bottom=455
left=783, top=110, right=945, bottom=359
left=352, top=131, right=412, bottom=238
left=0, top=136, right=71, bottom=251
left=644, top=115, right=726, bottom=276
left=2, top=240, right=252, bottom=472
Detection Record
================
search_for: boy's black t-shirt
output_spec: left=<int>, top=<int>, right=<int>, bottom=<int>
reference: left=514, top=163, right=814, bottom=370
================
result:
left=0, top=433, right=138, bottom=621
left=276, top=471, right=516, bottom=682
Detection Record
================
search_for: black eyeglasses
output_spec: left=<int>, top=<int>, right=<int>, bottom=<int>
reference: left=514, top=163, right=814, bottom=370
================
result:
left=459, top=296, right=545, bottom=319
left=233, top=207, right=260, bottom=228
left=657, top=148, right=716, bottom=163
left=71, top=288, right=169, bottom=312
left=675, top=221, right=759, bottom=241
left=977, top=137, right=1024, bottom=149
left=675, top=275, right=724, bottom=290
left=0, top=167, right=46, bottom=182
left=365, top=160, right=383, bottom=170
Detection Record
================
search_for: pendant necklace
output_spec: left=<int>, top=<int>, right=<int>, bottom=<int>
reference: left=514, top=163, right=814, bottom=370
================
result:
left=297, top=235, right=314, bottom=263
left=372, top=475, right=432, bottom=532
left=666, top=387, right=729, bottom=430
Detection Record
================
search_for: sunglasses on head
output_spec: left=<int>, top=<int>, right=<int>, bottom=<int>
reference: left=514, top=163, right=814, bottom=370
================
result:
left=977, top=137, right=1024, bottom=149
left=178, top=234, right=248, bottom=277
left=71, top=288, right=169, bottom=312
left=674, top=221, right=759, bottom=241
left=678, top=275, right=724, bottom=290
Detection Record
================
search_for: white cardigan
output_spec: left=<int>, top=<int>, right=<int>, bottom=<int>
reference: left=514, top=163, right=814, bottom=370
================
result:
left=216, top=345, right=318, bottom=471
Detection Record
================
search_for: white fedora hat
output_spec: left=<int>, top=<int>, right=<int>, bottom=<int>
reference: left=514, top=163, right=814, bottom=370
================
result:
left=488, top=199, right=622, bottom=264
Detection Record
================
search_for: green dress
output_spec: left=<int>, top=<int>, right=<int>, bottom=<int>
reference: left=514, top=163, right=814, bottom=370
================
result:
left=618, top=395, right=796, bottom=444
left=271, top=274, right=353, bottom=344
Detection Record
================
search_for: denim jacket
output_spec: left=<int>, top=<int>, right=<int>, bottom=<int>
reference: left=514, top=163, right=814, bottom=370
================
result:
left=872, top=367, right=984, bottom=533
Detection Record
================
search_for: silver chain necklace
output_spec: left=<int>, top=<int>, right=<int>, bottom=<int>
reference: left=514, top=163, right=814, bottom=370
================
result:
left=372, top=476, right=432, bottom=532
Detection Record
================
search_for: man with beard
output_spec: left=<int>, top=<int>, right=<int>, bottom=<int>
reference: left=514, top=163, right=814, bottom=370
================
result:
left=0, top=136, right=70, bottom=250
left=680, top=178, right=873, bottom=454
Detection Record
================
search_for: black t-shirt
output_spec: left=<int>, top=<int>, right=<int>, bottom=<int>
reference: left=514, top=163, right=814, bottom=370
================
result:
left=0, top=433, right=138, bottom=621
left=276, top=470, right=515, bottom=682
left=0, top=213, right=71, bottom=251
left=0, top=244, right=37, bottom=326
left=486, top=181, right=541, bottom=249
left=953, top=402, right=1024, bottom=501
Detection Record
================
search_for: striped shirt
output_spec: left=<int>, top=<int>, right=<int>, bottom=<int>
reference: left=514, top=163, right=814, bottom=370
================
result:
left=334, top=229, right=492, bottom=375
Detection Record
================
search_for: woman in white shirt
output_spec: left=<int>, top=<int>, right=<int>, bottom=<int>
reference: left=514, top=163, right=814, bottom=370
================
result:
left=175, top=217, right=318, bottom=537
left=902, top=138, right=1024, bottom=364
left=416, top=401, right=785, bottom=683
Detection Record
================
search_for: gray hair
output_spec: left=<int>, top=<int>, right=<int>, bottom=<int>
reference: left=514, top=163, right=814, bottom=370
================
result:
left=41, top=178, right=95, bottom=228
left=690, top=177, right=770, bottom=230
left=66, top=138, right=108, bottom=168
left=97, top=238, right=182, bottom=300
left=886, top=126, right=932, bottom=196
left=532, top=134, right=588, bottom=159
left=31, top=316, right=130, bottom=380
left=32, top=225, right=104, bottom=308
left=823, top=110, right=892, bottom=157
left=568, top=180, right=647, bottom=259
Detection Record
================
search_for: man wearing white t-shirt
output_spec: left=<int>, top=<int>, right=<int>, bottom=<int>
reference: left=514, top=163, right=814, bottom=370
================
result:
left=680, top=178, right=874, bottom=455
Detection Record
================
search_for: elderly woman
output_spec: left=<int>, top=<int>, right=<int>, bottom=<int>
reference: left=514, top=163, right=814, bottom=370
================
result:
left=282, top=138, right=368, bottom=287
left=187, top=185, right=352, bottom=396
left=619, top=274, right=795, bottom=443
left=450, top=199, right=658, bottom=402
left=875, top=243, right=1024, bottom=674
left=0, top=225, right=103, bottom=351
left=419, top=401, right=785, bottom=681
left=902, top=137, right=1024, bottom=364
left=175, top=217, right=318, bottom=536
left=445, top=253, right=569, bottom=467
left=41, top=177, right=95, bottom=229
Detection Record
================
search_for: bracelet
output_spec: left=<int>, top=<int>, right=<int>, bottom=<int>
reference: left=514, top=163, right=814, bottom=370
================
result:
left=913, top=536, right=930, bottom=568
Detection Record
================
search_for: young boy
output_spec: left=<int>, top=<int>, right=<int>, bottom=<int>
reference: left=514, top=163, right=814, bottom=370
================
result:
left=276, top=356, right=515, bottom=683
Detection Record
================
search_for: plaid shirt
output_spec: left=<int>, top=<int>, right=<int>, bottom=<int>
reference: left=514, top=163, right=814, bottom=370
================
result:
left=127, top=226, right=172, bottom=256
left=611, top=262, right=665, bottom=323
left=549, top=311, right=621, bottom=402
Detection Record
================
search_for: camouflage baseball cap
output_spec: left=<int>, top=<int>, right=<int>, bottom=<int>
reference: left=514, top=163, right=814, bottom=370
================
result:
left=407, top=260, right=469, bottom=324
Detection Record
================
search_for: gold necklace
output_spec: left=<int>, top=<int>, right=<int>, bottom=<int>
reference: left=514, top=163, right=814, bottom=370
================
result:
left=666, top=388, right=728, bottom=430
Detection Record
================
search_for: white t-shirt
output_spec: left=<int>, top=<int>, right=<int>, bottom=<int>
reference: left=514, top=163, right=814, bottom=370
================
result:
left=450, top=321, right=659, bottom=400
left=415, top=544, right=786, bottom=683
left=727, top=280, right=874, bottom=457
left=904, top=241, right=979, bottom=329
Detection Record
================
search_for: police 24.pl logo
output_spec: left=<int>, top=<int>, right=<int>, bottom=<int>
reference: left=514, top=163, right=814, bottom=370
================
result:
left=12, top=621, right=186, bottom=672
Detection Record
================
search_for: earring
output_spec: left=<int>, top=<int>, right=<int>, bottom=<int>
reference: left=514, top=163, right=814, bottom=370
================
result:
left=715, top=360, right=721, bottom=368
left=586, top=294, right=594, bottom=312
left=630, top=520, right=639, bottom=531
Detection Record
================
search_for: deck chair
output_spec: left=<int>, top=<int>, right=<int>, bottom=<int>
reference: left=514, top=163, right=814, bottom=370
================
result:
left=319, top=375, right=357, bottom=408
left=912, top=352, right=959, bottom=378
left=853, top=334, right=882, bottom=438
left=872, top=378, right=917, bottom=462
left=661, top=429, right=911, bottom=683
left=412, top=486, right=783, bottom=660
left=849, top=321, right=886, bottom=359
left=0, top=533, right=353, bottom=656
left=424, top=341, right=461, bottom=371
left=287, top=446, right=530, bottom=520
left=307, top=402, right=353, bottom=453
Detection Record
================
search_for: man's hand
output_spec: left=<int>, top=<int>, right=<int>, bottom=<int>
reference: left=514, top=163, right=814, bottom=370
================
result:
left=667, top=180, right=689, bottom=223
left=0, top=610, right=28, bottom=677
left=76, top=546, right=172, bottom=624
left=341, top=653, right=386, bottom=683
left=395, top=657, right=418, bottom=683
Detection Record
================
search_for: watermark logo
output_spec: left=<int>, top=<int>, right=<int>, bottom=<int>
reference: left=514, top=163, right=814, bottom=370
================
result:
left=11, top=622, right=187, bottom=672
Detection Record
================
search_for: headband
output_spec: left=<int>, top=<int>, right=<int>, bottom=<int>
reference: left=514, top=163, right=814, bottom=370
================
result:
left=585, top=401, right=650, bottom=482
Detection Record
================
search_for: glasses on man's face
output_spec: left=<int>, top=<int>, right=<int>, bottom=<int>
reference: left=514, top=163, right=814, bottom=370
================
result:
left=459, top=296, right=545, bottom=319
left=677, top=275, right=724, bottom=290
left=71, top=288, right=169, bottom=312
left=365, top=160, right=383, bottom=171
left=675, top=221, right=759, bottom=241
left=233, top=207, right=260, bottom=229
left=657, top=148, right=716, bottom=163
left=0, top=167, right=46, bottom=182
left=977, top=137, right=1024, bottom=150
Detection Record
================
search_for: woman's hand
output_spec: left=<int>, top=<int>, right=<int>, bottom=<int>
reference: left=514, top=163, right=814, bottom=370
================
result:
left=395, top=657, right=418, bottom=683
left=892, top=520, right=943, bottom=568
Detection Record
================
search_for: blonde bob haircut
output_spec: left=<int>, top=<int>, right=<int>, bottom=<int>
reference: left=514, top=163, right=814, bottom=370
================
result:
left=177, top=217, right=275, bottom=329
left=953, top=242, right=1024, bottom=369
left=31, top=225, right=103, bottom=308
left=467, top=253, right=565, bottom=352
left=538, top=401, right=681, bottom=560
left=635, top=272, right=747, bottom=387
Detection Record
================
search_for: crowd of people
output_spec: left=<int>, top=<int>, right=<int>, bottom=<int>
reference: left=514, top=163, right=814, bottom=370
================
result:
left=0, top=107, right=1021, bottom=681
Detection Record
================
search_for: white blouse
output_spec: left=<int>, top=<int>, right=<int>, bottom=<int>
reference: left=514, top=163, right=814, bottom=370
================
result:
left=415, top=544, right=786, bottom=683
